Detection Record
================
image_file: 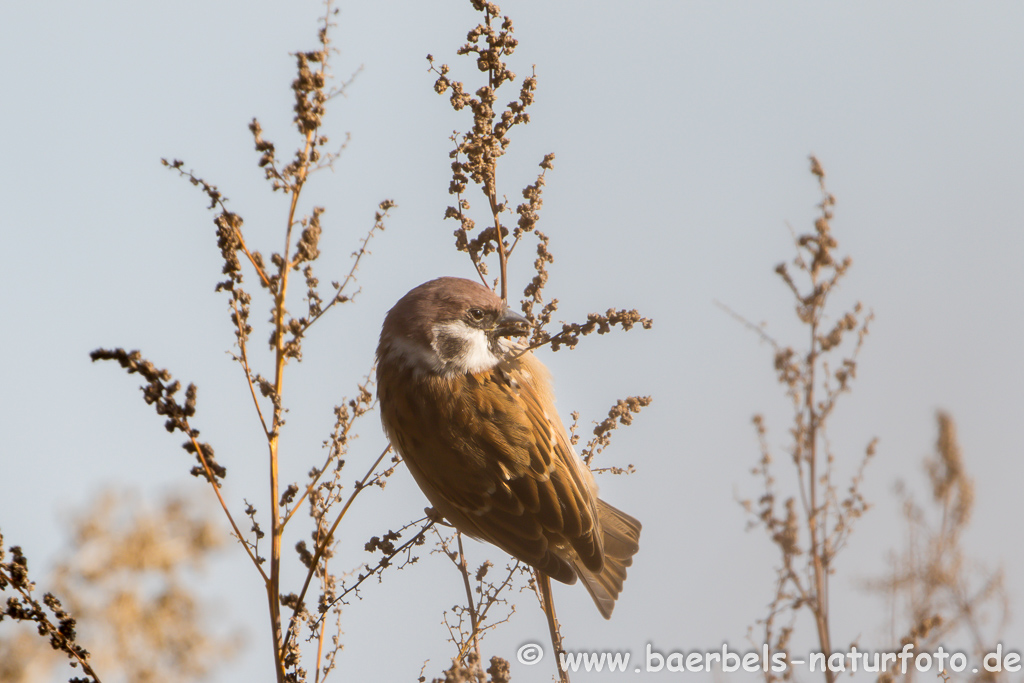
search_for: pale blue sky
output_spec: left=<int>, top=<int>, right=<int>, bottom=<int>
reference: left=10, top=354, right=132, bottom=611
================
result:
left=2, top=1, right=1022, bottom=680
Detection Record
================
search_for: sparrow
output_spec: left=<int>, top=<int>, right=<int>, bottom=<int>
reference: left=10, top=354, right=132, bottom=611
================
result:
left=376, top=276, right=641, bottom=618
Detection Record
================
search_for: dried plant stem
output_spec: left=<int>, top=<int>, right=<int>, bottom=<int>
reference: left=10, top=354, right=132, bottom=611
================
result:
left=267, top=457, right=285, bottom=680
left=803, top=314, right=835, bottom=683
left=96, top=4, right=401, bottom=679
left=187, top=430, right=269, bottom=583
left=298, top=213, right=388, bottom=336
left=424, top=4, right=650, bottom=673
left=310, top=518, right=435, bottom=634
left=489, top=193, right=508, bottom=302
left=537, top=571, right=569, bottom=683
left=282, top=445, right=393, bottom=652
left=0, top=564, right=104, bottom=682
left=738, top=157, right=874, bottom=683
left=456, top=532, right=483, bottom=663
left=483, top=9, right=508, bottom=302
left=314, top=616, right=327, bottom=683
left=475, top=561, right=520, bottom=627
left=232, top=297, right=272, bottom=441
left=239, top=229, right=273, bottom=288
left=161, top=160, right=272, bottom=288
left=282, top=378, right=378, bottom=528
left=262, top=105, right=319, bottom=682
left=266, top=143, right=307, bottom=683
left=713, top=299, right=779, bottom=348
left=313, top=526, right=330, bottom=683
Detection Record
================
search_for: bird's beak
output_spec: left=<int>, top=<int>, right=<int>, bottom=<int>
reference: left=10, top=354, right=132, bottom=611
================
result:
left=494, top=308, right=530, bottom=338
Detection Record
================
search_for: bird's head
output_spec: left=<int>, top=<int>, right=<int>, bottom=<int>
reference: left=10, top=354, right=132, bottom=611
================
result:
left=378, top=277, right=529, bottom=376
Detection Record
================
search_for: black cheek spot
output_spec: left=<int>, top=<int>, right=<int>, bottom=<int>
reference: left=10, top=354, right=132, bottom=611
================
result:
left=435, top=331, right=464, bottom=362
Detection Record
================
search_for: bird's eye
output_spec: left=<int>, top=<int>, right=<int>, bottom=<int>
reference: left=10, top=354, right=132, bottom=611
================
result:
left=468, top=307, right=485, bottom=322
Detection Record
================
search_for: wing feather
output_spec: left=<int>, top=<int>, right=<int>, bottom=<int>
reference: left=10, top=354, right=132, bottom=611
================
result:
left=381, top=352, right=607, bottom=583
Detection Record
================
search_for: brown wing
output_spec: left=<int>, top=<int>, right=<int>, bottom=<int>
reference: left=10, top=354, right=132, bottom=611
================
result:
left=505, top=353, right=605, bottom=573
left=380, top=354, right=603, bottom=584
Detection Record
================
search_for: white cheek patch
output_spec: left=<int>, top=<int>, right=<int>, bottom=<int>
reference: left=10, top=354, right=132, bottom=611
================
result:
left=431, top=321, right=499, bottom=375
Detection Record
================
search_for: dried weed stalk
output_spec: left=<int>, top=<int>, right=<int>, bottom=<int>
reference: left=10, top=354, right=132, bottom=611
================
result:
left=737, top=158, right=1009, bottom=683
left=1, top=490, right=235, bottom=683
left=867, top=412, right=1008, bottom=683
left=89, top=3, right=403, bottom=682
left=0, top=536, right=100, bottom=683
left=432, top=528, right=526, bottom=665
left=738, top=156, right=875, bottom=683
left=424, top=2, right=651, bottom=680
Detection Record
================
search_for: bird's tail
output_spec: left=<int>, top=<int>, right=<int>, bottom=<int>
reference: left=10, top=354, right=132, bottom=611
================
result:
left=576, top=499, right=642, bottom=619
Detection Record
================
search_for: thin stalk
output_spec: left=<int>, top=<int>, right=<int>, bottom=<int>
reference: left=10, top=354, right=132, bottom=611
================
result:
left=537, top=571, right=570, bottom=683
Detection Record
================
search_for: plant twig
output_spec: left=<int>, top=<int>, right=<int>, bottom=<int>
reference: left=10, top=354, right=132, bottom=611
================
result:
left=282, top=445, right=395, bottom=651
left=537, top=571, right=569, bottom=683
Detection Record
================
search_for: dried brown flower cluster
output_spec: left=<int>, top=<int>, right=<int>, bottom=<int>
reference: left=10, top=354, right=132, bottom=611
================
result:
left=579, top=396, right=653, bottom=471
left=424, top=652, right=512, bottom=683
left=88, top=349, right=226, bottom=485
left=523, top=308, right=654, bottom=354
left=0, top=538, right=97, bottom=683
